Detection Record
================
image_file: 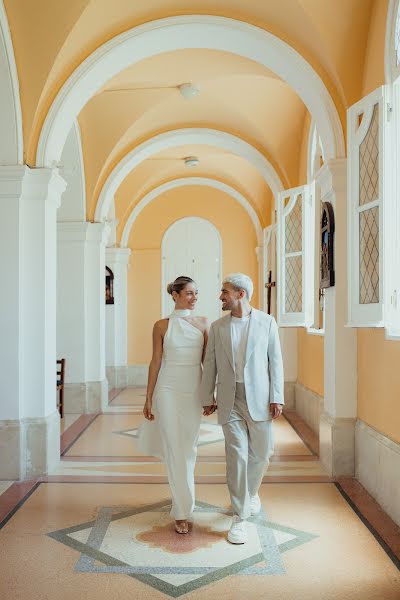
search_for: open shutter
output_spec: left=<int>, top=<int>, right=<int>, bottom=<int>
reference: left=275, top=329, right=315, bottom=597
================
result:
left=277, top=185, right=314, bottom=326
left=348, top=86, right=386, bottom=327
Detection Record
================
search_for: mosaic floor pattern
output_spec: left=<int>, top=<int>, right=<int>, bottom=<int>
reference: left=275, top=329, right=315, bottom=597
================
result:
left=48, top=499, right=316, bottom=597
left=1, top=482, right=399, bottom=600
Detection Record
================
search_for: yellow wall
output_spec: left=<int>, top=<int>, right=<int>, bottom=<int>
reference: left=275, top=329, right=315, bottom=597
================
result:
left=128, top=185, right=259, bottom=363
left=297, top=328, right=324, bottom=397
left=362, top=0, right=388, bottom=97
left=358, top=329, right=400, bottom=444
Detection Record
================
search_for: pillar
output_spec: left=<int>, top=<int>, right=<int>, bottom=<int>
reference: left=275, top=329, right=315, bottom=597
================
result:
left=57, top=222, right=109, bottom=414
left=105, top=247, right=131, bottom=389
left=0, top=166, right=66, bottom=479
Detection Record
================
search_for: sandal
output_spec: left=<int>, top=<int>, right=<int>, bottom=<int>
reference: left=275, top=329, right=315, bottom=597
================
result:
left=175, top=520, right=189, bottom=534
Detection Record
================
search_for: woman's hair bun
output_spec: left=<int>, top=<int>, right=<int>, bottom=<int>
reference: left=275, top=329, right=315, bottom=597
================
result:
left=167, top=276, right=194, bottom=298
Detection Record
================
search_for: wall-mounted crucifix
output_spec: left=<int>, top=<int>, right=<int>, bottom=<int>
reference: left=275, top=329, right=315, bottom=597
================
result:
left=265, top=270, right=276, bottom=315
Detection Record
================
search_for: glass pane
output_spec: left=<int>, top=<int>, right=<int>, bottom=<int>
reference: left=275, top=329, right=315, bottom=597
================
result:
left=285, top=195, right=302, bottom=253
left=285, top=255, right=302, bottom=313
left=359, top=206, right=379, bottom=304
left=359, top=104, right=379, bottom=206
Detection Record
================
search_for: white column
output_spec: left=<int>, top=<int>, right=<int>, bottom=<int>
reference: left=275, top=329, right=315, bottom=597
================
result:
left=0, top=166, right=66, bottom=479
left=105, top=247, right=131, bottom=388
left=317, top=159, right=357, bottom=476
left=57, top=222, right=109, bottom=413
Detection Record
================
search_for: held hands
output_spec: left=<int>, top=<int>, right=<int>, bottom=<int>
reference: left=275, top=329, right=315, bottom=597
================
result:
left=270, top=403, right=283, bottom=419
left=203, top=403, right=217, bottom=416
left=143, top=399, right=155, bottom=421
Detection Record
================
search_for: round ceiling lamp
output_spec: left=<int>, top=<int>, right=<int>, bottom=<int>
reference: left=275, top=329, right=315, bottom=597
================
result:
left=178, top=83, right=200, bottom=99
left=184, top=156, right=199, bottom=167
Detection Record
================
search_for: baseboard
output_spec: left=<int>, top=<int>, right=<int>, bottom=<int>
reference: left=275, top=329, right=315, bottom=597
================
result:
left=294, top=382, right=323, bottom=436
left=0, top=411, right=60, bottom=480
left=356, top=419, right=400, bottom=527
left=64, top=379, right=108, bottom=414
left=125, top=365, right=149, bottom=386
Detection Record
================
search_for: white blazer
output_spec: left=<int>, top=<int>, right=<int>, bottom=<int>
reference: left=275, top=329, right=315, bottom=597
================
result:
left=200, top=308, right=284, bottom=424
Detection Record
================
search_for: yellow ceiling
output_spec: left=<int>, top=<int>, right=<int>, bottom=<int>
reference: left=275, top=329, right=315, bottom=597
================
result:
left=3, top=0, right=386, bottom=238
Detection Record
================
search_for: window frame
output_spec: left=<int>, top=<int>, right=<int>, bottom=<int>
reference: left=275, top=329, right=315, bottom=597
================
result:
left=347, top=86, right=386, bottom=328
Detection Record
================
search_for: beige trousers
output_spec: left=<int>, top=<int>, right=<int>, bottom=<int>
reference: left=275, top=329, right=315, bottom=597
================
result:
left=222, top=383, right=274, bottom=519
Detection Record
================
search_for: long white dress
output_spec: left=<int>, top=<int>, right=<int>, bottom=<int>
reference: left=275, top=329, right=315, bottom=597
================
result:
left=138, top=309, right=203, bottom=520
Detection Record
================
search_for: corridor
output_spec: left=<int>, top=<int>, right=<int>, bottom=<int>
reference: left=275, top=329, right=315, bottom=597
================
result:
left=0, top=388, right=398, bottom=599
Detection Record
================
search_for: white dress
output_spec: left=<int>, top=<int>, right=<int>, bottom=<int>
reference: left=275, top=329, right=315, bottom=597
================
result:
left=138, top=309, right=203, bottom=520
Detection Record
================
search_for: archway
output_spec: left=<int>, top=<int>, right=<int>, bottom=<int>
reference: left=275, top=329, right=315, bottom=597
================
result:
left=95, top=129, right=284, bottom=223
left=36, top=16, right=344, bottom=167
left=121, top=177, right=263, bottom=247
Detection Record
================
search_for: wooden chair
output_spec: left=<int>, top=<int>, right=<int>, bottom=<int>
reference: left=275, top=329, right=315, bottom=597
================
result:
left=57, top=358, right=66, bottom=418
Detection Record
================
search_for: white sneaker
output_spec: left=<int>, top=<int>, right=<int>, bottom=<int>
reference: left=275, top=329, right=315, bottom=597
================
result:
left=250, top=494, right=261, bottom=516
left=227, top=515, right=248, bottom=544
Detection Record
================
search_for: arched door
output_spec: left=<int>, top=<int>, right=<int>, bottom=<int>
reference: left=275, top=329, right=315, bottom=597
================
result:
left=162, top=217, right=222, bottom=322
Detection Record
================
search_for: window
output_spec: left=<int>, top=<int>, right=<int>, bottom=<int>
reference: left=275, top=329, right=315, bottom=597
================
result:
left=347, top=87, right=386, bottom=327
left=276, top=185, right=315, bottom=327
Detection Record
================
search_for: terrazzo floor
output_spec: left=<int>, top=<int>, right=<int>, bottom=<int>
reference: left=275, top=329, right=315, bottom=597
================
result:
left=0, top=386, right=398, bottom=599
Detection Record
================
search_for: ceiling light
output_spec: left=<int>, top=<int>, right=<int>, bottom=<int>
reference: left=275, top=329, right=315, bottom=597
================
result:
left=178, top=83, right=200, bottom=99
left=184, top=156, right=199, bottom=167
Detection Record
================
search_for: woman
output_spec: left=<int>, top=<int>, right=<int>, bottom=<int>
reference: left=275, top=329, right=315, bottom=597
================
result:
left=139, top=276, right=212, bottom=534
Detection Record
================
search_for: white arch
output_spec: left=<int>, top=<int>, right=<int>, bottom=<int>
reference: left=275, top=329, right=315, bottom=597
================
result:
left=0, top=1, right=23, bottom=164
left=95, top=128, right=284, bottom=223
left=121, top=177, right=263, bottom=247
left=385, top=0, right=400, bottom=84
left=37, top=15, right=345, bottom=166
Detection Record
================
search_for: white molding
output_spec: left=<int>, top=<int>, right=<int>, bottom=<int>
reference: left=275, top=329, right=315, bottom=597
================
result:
left=121, top=177, right=263, bottom=247
left=0, top=1, right=23, bottom=164
left=385, top=0, right=400, bottom=85
left=36, top=15, right=344, bottom=166
left=356, top=419, right=400, bottom=526
left=57, top=221, right=110, bottom=244
left=96, top=129, right=284, bottom=223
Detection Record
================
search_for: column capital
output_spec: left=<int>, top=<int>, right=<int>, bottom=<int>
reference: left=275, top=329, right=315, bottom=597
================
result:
left=315, top=158, right=347, bottom=200
left=57, top=221, right=110, bottom=244
left=105, top=246, right=132, bottom=267
left=0, top=165, right=66, bottom=207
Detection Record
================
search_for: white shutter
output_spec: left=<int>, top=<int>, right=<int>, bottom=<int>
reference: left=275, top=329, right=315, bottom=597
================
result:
left=384, top=79, right=400, bottom=337
left=347, top=86, right=387, bottom=327
left=277, top=184, right=314, bottom=326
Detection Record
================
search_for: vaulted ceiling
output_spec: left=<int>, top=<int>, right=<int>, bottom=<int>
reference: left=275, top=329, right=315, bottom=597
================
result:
left=4, top=0, right=384, bottom=233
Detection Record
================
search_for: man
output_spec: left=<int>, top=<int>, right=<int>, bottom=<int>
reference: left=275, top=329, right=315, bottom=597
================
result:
left=201, top=273, right=284, bottom=544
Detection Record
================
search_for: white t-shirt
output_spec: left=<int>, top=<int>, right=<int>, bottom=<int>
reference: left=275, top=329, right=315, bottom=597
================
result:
left=231, top=313, right=251, bottom=383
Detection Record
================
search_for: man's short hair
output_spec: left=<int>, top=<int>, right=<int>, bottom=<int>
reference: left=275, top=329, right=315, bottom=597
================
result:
left=223, top=273, right=254, bottom=301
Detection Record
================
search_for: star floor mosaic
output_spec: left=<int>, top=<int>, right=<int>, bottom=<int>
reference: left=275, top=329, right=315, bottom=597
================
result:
left=47, top=499, right=317, bottom=597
